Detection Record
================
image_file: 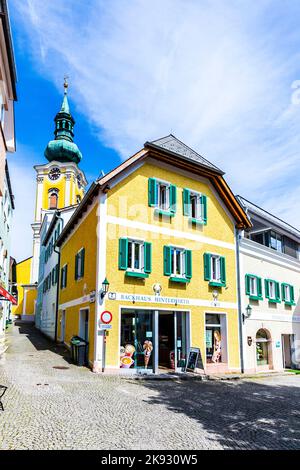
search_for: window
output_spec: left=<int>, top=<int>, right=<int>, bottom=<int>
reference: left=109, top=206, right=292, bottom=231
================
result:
left=61, top=265, right=68, bottom=289
left=183, top=189, right=207, bottom=224
left=204, top=253, right=226, bottom=287
left=245, top=274, right=263, bottom=300
left=119, top=238, right=151, bottom=278
left=270, top=231, right=283, bottom=252
left=265, top=279, right=280, bottom=303
left=148, top=178, right=176, bottom=216
left=281, top=283, right=295, bottom=306
left=75, top=248, right=85, bottom=280
left=49, top=192, right=58, bottom=209
left=164, top=246, right=192, bottom=283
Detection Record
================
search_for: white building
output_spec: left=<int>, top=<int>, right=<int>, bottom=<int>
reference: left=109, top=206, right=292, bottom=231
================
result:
left=36, top=206, right=77, bottom=339
left=238, top=196, right=300, bottom=373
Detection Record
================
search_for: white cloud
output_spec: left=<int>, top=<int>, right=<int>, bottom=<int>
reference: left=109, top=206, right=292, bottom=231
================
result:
left=8, top=145, right=38, bottom=262
left=11, top=0, right=300, bottom=228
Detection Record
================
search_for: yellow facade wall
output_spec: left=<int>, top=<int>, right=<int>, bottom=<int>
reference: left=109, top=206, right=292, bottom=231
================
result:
left=12, top=257, right=32, bottom=315
left=104, top=162, right=240, bottom=370
left=58, top=203, right=98, bottom=363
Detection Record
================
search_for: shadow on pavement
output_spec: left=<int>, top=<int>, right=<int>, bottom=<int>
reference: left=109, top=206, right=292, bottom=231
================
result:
left=14, top=321, right=73, bottom=365
left=141, top=377, right=300, bottom=450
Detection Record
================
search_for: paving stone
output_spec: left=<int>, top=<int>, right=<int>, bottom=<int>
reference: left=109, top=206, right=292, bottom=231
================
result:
left=0, top=323, right=299, bottom=450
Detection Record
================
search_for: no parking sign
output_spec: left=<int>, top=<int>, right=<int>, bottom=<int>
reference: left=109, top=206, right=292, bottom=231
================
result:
left=100, top=310, right=113, bottom=325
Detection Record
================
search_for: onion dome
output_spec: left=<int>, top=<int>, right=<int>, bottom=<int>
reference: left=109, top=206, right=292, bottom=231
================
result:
left=44, top=78, right=82, bottom=164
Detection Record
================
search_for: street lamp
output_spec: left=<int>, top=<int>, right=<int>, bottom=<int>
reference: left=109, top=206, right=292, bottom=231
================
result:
left=242, top=304, right=252, bottom=323
left=101, top=278, right=110, bottom=298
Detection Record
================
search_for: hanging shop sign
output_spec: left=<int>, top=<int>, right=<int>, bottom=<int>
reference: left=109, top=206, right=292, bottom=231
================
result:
left=100, top=310, right=113, bottom=324
left=89, top=291, right=96, bottom=303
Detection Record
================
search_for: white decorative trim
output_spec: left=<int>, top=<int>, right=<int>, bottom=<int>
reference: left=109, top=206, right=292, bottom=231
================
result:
left=59, top=295, right=90, bottom=310
left=106, top=215, right=235, bottom=250
left=247, top=311, right=300, bottom=323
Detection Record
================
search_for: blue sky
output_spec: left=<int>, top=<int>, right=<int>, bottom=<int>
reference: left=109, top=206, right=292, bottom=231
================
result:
left=7, top=0, right=300, bottom=260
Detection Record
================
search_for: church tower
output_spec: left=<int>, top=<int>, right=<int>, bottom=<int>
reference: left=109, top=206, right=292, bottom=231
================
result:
left=31, top=79, right=87, bottom=283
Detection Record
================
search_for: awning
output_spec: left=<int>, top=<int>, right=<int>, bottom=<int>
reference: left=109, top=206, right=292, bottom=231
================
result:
left=0, top=286, right=17, bottom=305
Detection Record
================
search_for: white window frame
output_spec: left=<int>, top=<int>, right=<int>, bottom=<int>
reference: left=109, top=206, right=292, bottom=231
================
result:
left=127, top=239, right=145, bottom=273
left=171, top=247, right=186, bottom=278
left=284, top=284, right=291, bottom=303
left=157, top=180, right=170, bottom=211
left=268, top=280, right=276, bottom=300
left=190, top=191, right=202, bottom=220
left=210, top=255, right=221, bottom=282
left=249, top=276, right=258, bottom=297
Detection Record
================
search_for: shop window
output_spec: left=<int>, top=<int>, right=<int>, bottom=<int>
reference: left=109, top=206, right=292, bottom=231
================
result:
left=245, top=274, right=263, bottom=300
left=75, top=248, right=85, bottom=280
left=256, top=329, right=270, bottom=366
left=148, top=178, right=176, bottom=216
left=183, top=188, right=207, bottom=224
left=281, top=283, right=295, bottom=306
left=203, top=253, right=226, bottom=287
left=119, top=238, right=152, bottom=278
left=120, top=310, right=154, bottom=370
left=265, top=279, right=280, bottom=303
left=163, top=246, right=192, bottom=283
left=205, top=314, right=222, bottom=364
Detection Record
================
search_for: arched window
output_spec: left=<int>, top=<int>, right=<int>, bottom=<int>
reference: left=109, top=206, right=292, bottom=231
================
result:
left=49, top=189, right=59, bottom=209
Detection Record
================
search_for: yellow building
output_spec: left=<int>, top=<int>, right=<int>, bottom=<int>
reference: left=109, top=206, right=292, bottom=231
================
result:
left=13, top=81, right=87, bottom=321
left=57, top=135, right=250, bottom=374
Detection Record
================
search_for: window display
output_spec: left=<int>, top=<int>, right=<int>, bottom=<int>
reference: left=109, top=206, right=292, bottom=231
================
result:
left=205, top=314, right=222, bottom=363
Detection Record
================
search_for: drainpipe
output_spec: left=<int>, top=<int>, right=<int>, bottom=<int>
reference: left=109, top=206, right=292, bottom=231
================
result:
left=235, top=226, right=244, bottom=373
left=54, top=216, right=63, bottom=343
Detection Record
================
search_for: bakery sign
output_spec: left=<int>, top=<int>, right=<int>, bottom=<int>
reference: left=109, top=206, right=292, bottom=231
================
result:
left=108, top=292, right=190, bottom=306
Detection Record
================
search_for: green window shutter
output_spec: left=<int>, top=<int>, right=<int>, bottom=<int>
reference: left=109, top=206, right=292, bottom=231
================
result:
left=182, top=189, right=191, bottom=216
left=281, top=284, right=286, bottom=302
left=185, top=249, right=192, bottom=279
left=144, top=242, right=152, bottom=274
left=204, top=253, right=211, bottom=281
left=290, top=285, right=295, bottom=303
left=56, top=264, right=59, bottom=284
left=164, top=246, right=172, bottom=276
left=81, top=248, right=85, bottom=278
left=265, top=280, right=270, bottom=299
left=60, top=268, right=64, bottom=288
left=119, top=238, right=128, bottom=270
left=148, top=178, right=157, bottom=207
left=275, top=282, right=281, bottom=301
left=245, top=274, right=251, bottom=295
left=220, top=257, right=226, bottom=286
left=170, top=185, right=177, bottom=213
left=257, top=277, right=262, bottom=298
left=75, top=254, right=79, bottom=280
left=52, top=268, right=55, bottom=286
left=201, top=195, right=207, bottom=224
left=65, top=265, right=68, bottom=288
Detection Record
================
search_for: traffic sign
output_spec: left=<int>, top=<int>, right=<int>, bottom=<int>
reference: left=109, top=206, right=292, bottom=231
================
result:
left=100, top=310, right=113, bottom=324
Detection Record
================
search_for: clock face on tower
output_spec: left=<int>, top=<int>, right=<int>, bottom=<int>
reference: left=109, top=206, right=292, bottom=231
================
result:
left=48, top=167, right=61, bottom=181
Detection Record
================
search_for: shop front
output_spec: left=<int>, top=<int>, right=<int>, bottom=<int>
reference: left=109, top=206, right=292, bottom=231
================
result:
left=119, top=308, right=190, bottom=373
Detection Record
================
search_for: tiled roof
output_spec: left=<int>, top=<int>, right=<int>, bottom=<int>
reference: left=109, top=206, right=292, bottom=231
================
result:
left=145, top=134, right=224, bottom=174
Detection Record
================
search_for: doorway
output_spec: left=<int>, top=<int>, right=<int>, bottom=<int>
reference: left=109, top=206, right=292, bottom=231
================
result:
left=282, top=334, right=293, bottom=368
left=158, top=313, right=175, bottom=369
left=79, top=308, right=89, bottom=342
left=61, top=310, right=66, bottom=343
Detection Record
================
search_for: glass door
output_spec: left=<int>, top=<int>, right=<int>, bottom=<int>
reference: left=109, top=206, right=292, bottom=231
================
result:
left=175, top=312, right=187, bottom=370
left=120, top=310, right=154, bottom=371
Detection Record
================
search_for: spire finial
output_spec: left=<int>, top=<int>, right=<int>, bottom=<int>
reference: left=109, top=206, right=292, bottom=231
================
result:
left=64, top=75, right=69, bottom=95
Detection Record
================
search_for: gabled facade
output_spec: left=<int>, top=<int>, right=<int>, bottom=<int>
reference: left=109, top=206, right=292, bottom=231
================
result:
left=237, top=196, right=300, bottom=372
left=56, top=135, right=250, bottom=374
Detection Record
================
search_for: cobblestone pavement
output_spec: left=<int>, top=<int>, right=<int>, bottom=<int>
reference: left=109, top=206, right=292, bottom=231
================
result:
left=0, top=323, right=300, bottom=450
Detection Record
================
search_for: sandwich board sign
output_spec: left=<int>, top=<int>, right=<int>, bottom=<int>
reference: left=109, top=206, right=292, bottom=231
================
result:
left=185, top=347, right=204, bottom=373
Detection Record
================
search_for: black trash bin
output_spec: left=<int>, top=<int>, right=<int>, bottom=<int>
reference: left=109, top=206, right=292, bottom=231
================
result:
left=70, top=336, right=88, bottom=366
